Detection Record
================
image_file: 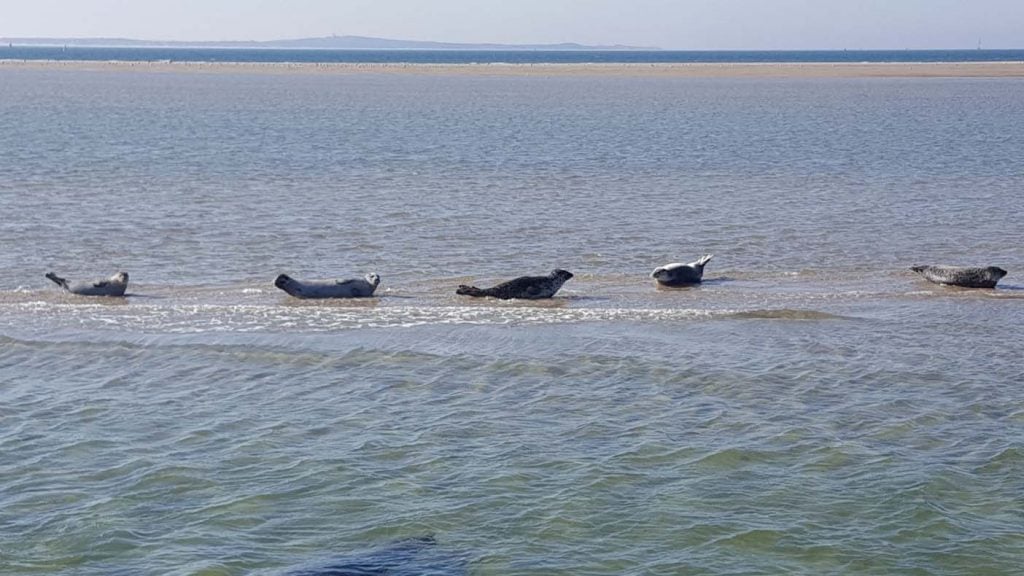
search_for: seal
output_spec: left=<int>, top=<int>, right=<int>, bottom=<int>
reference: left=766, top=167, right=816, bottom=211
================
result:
left=651, top=254, right=713, bottom=286
left=456, top=269, right=574, bottom=299
left=911, top=265, right=1007, bottom=289
left=274, top=273, right=380, bottom=299
left=45, top=271, right=129, bottom=296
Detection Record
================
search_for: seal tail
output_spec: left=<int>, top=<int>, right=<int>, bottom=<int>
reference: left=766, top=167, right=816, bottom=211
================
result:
left=45, top=272, right=69, bottom=290
left=910, top=266, right=926, bottom=274
left=456, top=284, right=488, bottom=297
left=696, top=254, right=713, bottom=267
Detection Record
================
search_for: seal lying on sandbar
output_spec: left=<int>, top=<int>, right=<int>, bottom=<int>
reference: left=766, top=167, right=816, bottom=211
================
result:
left=286, top=535, right=467, bottom=576
left=651, top=254, right=713, bottom=286
left=911, top=265, right=1007, bottom=289
left=456, top=269, right=574, bottom=299
left=45, top=271, right=129, bottom=296
left=274, top=273, right=380, bottom=299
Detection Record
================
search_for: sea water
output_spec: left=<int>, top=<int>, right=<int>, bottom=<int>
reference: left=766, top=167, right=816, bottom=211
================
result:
left=1, top=68, right=1023, bottom=574
left=4, top=45, right=1024, bottom=64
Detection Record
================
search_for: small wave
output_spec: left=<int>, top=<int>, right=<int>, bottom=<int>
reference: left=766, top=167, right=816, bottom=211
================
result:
left=990, top=284, right=1024, bottom=297
left=907, top=285, right=1024, bottom=300
left=726, top=309, right=851, bottom=321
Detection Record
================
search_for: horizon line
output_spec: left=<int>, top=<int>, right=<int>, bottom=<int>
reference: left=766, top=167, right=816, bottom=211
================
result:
left=2, top=35, right=1022, bottom=52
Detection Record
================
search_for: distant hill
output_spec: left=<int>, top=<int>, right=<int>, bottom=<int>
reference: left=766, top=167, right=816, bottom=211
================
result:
left=0, top=35, right=657, bottom=51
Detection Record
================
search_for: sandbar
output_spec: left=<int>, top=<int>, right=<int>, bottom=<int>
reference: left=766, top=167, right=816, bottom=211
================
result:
left=1, top=59, right=1023, bottom=78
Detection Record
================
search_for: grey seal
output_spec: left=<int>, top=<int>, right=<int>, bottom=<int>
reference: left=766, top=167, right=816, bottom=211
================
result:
left=911, top=265, right=1007, bottom=289
left=456, top=269, right=574, bottom=299
left=651, top=254, right=713, bottom=286
left=45, top=271, right=128, bottom=296
left=275, top=273, right=380, bottom=299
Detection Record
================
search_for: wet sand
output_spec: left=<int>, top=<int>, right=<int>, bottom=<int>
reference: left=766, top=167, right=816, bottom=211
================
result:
left=2, top=59, right=1024, bottom=77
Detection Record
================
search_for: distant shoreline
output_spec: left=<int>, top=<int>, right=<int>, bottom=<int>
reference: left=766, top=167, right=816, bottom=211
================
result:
left=2, top=59, right=1024, bottom=77
left=0, top=35, right=656, bottom=51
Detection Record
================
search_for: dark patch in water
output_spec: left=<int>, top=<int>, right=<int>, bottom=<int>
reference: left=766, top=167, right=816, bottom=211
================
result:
left=699, top=276, right=735, bottom=284
left=285, top=535, right=467, bottom=576
left=728, top=309, right=851, bottom=321
left=652, top=276, right=734, bottom=291
left=560, top=295, right=614, bottom=302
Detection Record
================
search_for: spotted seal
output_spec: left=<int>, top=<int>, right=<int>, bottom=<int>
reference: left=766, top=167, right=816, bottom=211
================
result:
left=456, top=269, right=574, bottom=299
left=45, top=271, right=129, bottom=296
left=651, top=254, right=713, bottom=286
left=274, top=273, right=380, bottom=299
left=911, top=265, right=1007, bottom=289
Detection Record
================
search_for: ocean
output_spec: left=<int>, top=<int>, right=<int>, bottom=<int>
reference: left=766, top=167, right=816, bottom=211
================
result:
left=1, top=64, right=1023, bottom=574
left=3, top=45, right=1024, bottom=64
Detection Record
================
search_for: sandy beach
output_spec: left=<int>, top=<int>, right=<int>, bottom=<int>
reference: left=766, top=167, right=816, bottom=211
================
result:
left=2, top=59, right=1024, bottom=77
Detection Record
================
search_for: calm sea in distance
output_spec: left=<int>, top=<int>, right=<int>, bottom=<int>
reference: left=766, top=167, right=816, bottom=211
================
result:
left=1, top=53, right=1023, bottom=575
left=3, top=45, right=1024, bottom=64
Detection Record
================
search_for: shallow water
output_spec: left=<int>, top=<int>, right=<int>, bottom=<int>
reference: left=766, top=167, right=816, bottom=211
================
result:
left=1, top=69, right=1023, bottom=575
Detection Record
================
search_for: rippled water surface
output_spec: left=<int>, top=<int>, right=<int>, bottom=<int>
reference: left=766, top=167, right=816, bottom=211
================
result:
left=1, top=69, right=1023, bottom=575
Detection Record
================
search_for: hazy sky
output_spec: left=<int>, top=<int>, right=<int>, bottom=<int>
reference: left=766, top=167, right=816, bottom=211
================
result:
left=1, top=0, right=1021, bottom=50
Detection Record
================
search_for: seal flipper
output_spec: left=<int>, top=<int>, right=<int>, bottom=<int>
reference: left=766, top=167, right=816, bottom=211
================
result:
left=456, top=285, right=488, bottom=297
left=45, top=272, right=69, bottom=290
